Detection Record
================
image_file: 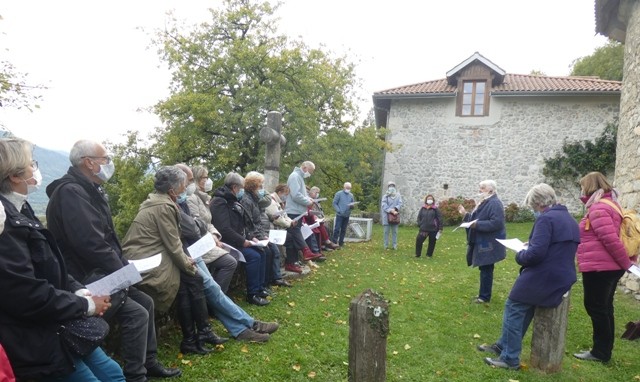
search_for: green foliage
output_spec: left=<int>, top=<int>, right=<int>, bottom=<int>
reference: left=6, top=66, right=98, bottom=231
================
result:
left=570, top=40, right=624, bottom=81
left=504, top=202, right=534, bottom=223
left=104, top=132, right=155, bottom=238
left=438, top=197, right=476, bottom=226
left=542, top=121, right=617, bottom=190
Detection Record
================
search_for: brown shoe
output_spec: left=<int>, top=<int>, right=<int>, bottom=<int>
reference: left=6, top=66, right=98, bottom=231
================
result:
left=285, top=263, right=303, bottom=273
left=253, top=320, right=279, bottom=334
left=325, top=240, right=339, bottom=250
left=236, top=328, right=270, bottom=343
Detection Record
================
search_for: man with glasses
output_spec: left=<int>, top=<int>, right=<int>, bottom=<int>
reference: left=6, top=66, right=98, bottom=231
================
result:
left=46, top=140, right=180, bottom=382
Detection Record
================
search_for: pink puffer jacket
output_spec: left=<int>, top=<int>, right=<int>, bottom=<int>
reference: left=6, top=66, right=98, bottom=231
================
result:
left=576, top=196, right=634, bottom=272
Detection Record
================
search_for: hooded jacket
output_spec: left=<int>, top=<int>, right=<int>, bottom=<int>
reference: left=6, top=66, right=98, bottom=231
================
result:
left=210, top=186, right=250, bottom=249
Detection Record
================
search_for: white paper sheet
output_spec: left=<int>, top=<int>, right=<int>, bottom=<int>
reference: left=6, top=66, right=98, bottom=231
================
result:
left=308, top=221, right=320, bottom=229
left=348, top=201, right=360, bottom=206
left=221, top=242, right=246, bottom=263
left=629, top=264, right=640, bottom=278
left=313, top=198, right=327, bottom=202
left=187, top=233, right=216, bottom=259
left=129, top=253, right=162, bottom=273
left=85, top=263, right=142, bottom=296
left=292, top=212, right=307, bottom=222
left=496, top=238, right=528, bottom=252
left=268, top=230, right=287, bottom=245
left=250, top=239, right=270, bottom=247
left=452, top=219, right=478, bottom=232
left=301, top=223, right=313, bottom=239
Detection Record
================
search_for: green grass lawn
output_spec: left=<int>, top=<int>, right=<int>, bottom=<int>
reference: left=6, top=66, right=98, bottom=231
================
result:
left=155, top=223, right=640, bottom=381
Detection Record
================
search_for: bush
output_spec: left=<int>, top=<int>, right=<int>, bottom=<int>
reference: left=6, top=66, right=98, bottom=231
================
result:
left=438, top=197, right=476, bottom=226
left=504, top=202, right=535, bottom=223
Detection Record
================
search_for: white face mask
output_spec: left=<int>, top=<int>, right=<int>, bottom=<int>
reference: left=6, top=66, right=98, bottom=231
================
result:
left=344, top=189, right=351, bottom=194
left=426, top=199, right=433, bottom=205
left=186, top=182, right=197, bottom=196
left=303, top=171, right=311, bottom=179
left=96, top=162, right=115, bottom=182
left=0, top=203, right=5, bottom=234
left=204, top=178, right=213, bottom=192
left=23, top=168, right=43, bottom=194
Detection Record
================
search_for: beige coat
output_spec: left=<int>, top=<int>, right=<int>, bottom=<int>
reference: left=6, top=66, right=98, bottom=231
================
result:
left=267, top=193, right=293, bottom=228
left=122, top=193, right=196, bottom=312
left=187, top=190, right=229, bottom=264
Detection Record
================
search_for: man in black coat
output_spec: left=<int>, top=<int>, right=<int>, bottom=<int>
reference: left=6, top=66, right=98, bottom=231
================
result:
left=46, top=140, right=180, bottom=382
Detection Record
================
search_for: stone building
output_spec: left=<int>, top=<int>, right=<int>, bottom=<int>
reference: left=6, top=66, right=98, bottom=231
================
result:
left=373, top=52, right=621, bottom=223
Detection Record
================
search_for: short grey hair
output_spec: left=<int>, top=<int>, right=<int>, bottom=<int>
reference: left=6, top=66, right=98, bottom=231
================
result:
left=301, top=161, right=315, bottom=171
left=224, top=172, right=244, bottom=188
left=69, top=140, right=100, bottom=167
left=479, top=180, right=497, bottom=193
left=0, top=138, right=33, bottom=194
left=310, top=186, right=320, bottom=194
left=154, top=166, right=186, bottom=194
left=524, top=183, right=557, bottom=209
left=192, top=165, right=208, bottom=181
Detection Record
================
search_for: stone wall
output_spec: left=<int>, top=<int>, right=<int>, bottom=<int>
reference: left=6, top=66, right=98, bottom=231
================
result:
left=382, top=95, right=619, bottom=223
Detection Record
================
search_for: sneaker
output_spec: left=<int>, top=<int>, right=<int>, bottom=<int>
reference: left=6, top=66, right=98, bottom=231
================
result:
left=246, top=294, right=270, bottom=306
left=473, top=297, right=488, bottom=304
left=285, top=263, right=303, bottom=273
left=236, top=328, right=270, bottom=343
left=484, top=357, right=520, bottom=370
left=253, top=320, right=279, bottom=334
left=477, top=343, right=502, bottom=355
left=573, top=351, right=605, bottom=362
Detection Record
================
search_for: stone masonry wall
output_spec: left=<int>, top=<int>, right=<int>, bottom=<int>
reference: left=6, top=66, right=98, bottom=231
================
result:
left=382, top=95, right=620, bottom=224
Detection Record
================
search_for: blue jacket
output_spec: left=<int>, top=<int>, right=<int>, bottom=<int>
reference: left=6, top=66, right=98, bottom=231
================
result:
left=509, top=204, right=579, bottom=307
left=285, top=167, right=311, bottom=216
left=333, top=190, right=355, bottom=217
left=464, top=194, right=507, bottom=267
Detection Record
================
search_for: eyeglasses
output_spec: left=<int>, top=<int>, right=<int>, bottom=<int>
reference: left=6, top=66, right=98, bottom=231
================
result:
left=82, top=156, right=112, bottom=164
left=31, top=160, right=38, bottom=170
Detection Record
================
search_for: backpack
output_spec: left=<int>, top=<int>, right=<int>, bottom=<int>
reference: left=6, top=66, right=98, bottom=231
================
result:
left=598, top=199, right=640, bottom=257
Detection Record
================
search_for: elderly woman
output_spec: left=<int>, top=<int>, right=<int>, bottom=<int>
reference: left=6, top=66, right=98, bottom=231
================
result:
left=211, top=172, right=270, bottom=306
left=308, top=186, right=339, bottom=251
left=477, top=183, right=580, bottom=370
left=573, top=172, right=637, bottom=362
left=0, top=138, right=124, bottom=381
left=123, top=166, right=220, bottom=355
left=187, top=165, right=238, bottom=293
left=458, top=180, right=506, bottom=303
left=381, top=181, right=403, bottom=250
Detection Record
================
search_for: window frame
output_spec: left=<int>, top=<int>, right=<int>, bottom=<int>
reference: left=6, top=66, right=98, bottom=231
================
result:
left=456, top=79, right=490, bottom=117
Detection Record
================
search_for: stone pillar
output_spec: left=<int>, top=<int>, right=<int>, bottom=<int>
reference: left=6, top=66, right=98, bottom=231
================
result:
left=615, top=1, right=640, bottom=211
left=259, top=111, right=286, bottom=193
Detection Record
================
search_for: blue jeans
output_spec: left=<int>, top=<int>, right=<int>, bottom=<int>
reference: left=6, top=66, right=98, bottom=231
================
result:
left=495, top=298, right=535, bottom=367
left=332, top=215, right=350, bottom=246
left=383, top=224, right=399, bottom=249
left=478, top=264, right=495, bottom=302
left=41, top=347, right=125, bottom=382
left=240, top=247, right=266, bottom=295
left=195, top=258, right=254, bottom=337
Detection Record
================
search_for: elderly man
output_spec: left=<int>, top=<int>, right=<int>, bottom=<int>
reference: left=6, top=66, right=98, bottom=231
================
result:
left=46, top=140, right=180, bottom=382
left=332, top=182, right=355, bottom=247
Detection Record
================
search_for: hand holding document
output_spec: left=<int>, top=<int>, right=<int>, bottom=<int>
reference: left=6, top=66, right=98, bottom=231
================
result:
left=313, top=198, right=327, bottom=203
left=268, top=230, right=287, bottom=245
left=301, top=223, right=313, bottom=239
left=187, top=234, right=216, bottom=259
left=308, top=221, right=320, bottom=229
left=629, top=264, right=640, bottom=278
left=129, top=253, right=162, bottom=273
left=292, top=212, right=308, bottom=222
left=250, top=239, right=270, bottom=247
left=85, top=263, right=142, bottom=296
left=348, top=201, right=360, bottom=207
left=452, top=219, right=478, bottom=232
left=496, top=238, right=528, bottom=253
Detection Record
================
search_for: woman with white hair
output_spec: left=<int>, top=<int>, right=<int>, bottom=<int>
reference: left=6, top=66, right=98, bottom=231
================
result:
left=381, top=181, right=403, bottom=250
left=458, top=180, right=506, bottom=303
left=477, top=183, right=579, bottom=370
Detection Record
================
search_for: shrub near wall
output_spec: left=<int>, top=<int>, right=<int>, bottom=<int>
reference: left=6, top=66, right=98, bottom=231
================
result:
left=504, top=202, right=535, bottom=223
left=438, top=197, right=476, bottom=226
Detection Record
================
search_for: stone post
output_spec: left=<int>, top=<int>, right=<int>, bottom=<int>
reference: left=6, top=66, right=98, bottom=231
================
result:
left=259, top=111, right=286, bottom=193
left=530, top=293, right=571, bottom=373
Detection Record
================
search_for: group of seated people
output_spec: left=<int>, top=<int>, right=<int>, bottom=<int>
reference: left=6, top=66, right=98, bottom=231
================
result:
left=1, top=137, right=337, bottom=381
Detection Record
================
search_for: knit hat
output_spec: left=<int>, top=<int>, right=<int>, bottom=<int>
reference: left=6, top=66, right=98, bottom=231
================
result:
left=387, top=181, right=396, bottom=187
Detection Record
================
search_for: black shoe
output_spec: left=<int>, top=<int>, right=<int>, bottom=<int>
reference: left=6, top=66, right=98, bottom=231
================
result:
left=477, top=343, right=502, bottom=355
left=272, top=278, right=292, bottom=288
left=146, top=362, right=182, bottom=378
left=198, top=328, right=229, bottom=345
left=180, top=337, right=213, bottom=355
left=247, top=294, right=270, bottom=306
left=257, top=288, right=272, bottom=298
left=484, top=357, right=520, bottom=370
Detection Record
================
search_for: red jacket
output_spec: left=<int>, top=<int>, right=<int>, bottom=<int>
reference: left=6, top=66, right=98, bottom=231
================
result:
left=577, top=195, right=635, bottom=272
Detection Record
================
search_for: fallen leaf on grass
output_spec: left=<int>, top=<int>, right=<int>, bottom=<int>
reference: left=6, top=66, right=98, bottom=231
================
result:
left=288, top=301, right=296, bottom=307
left=240, top=345, right=249, bottom=353
left=181, top=359, right=192, bottom=366
left=473, top=333, right=481, bottom=338
left=308, top=371, right=317, bottom=378
left=404, top=344, right=411, bottom=350
left=292, top=364, right=301, bottom=371
left=392, top=351, right=399, bottom=355
left=295, top=323, right=301, bottom=327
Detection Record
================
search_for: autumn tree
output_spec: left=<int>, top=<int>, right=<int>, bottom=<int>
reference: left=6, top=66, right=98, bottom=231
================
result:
left=570, top=40, right=624, bottom=81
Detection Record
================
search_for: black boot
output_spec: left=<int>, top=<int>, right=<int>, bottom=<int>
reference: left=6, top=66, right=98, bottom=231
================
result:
left=177, top=292, right=212, bottom=355
left=193, top=295, right=227, bottom=347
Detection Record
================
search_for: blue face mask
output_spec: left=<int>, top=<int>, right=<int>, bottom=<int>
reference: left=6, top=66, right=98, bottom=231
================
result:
left=258, top=189, right=266, bottom=198
left=176, top=191, right=188, bottom=204
left=236, top=188, right=245, bottom=200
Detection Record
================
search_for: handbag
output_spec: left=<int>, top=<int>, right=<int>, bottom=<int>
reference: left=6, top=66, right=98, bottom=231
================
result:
left=59, top=316, right=110, bottom=357
left=387, top=212, right=400, bottom=225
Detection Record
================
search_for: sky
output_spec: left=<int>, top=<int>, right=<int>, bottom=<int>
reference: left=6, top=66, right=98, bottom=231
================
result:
left=1, top=0, right=609, bottom=152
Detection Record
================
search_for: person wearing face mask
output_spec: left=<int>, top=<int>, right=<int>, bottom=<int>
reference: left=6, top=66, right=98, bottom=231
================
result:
left=415, top=194, right=443, bottom=258
left=0, top=138, right=126, bottom=382
left=332, top=182, right=355, bottom=248
left=458, top=180, right=506, bottom=304
left=46, top=140, right=180, bottom=380
left=381, top=181, right=403, bottom=250
left=210, top=172, right=270, bottom=306
left=187, top=165, right=238, bottom=294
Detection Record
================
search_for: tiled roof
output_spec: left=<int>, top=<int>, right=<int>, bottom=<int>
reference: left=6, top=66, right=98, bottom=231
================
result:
left=373, top=74, right=621, bottom=97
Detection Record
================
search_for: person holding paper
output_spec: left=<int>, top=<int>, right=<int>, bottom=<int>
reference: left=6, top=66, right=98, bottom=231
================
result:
left=458, top=180, right=506, bottom=304
left=46, top=140, right=180, bottom=380
left=187, top=165, right=237, bottom=294
left=308, top=186, right=339, bottom=251
left=332, top=182, right=355, bottom=247
left=573, top=172, right=638, bottom=363
left=477, top=183, right=579, bottom=370
left=0, top=137, right=125, bottom=381
left=381, top=181, right=403, bottom=250
left=415, top=194, right=443, bottom=258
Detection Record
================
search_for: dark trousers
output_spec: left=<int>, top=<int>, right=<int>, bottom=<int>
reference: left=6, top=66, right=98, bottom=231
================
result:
left=478, top=263, right=495, bottom=302
left=115, top=287, right=157, bottom=382
left=582, top=269, right=625, bottom=361
left=284, top=214, right=308, bottom=265
left=415, top=231, right=437, bottom=257
left=207, top=253, right=238, bottom=294
left=332, top=215, right=350, bottom=246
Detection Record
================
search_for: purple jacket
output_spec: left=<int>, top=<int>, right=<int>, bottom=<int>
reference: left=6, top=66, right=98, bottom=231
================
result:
left=509, top=204, right=580, bottom=307
left=576, top=194, right=634, bottom=273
